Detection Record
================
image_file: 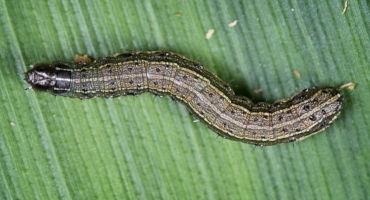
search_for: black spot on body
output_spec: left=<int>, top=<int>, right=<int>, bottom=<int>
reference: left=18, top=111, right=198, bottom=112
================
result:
left=129, top=80, right=133, bottom=84
left=303, top=104, right=310, bottom=111
left=335, top=104, right=341, bottom=111
left=309, top=115, right=317, bottom=121
left=156, top=68, right=160, bottom=72
left=278, top=116, right=283, bottom=121
left=158, top=52, right=167, bottom=57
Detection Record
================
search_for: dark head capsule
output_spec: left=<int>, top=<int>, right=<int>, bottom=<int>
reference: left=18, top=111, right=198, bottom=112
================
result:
left=25, top=64, right=71, bottom=93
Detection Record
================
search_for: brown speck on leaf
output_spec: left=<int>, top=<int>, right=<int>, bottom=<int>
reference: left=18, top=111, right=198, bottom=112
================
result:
left=293, top=69, right=301, bottom=79
left=342, top=0, right=349, bottom=15
left=339, top=81, right=356, bottom=91
left=206, top=29, right=215, bottom=40
left=175, top=11, right=182, bottom=16
left=74, top=54, right=93, bottom=65
left=228, top=20, right=238, bottom=27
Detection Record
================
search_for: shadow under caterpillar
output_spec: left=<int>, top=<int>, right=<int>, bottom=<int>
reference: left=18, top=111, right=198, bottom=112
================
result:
left=25, top=51, right=343, bottom=145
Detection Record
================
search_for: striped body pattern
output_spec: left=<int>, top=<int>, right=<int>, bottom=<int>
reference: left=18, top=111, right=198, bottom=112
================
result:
left=25, top=51, right=343, bottom=145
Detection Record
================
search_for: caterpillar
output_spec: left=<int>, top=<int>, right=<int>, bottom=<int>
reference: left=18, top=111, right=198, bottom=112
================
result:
left=25, top=51, right=343, bottom=145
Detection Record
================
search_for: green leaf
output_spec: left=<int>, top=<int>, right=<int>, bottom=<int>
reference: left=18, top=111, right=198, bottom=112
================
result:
left=0, top=0, right=369, bottom=199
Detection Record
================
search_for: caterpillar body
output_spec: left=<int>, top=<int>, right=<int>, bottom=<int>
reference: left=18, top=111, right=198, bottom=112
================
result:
left=25, top=51, right=343, bottom=145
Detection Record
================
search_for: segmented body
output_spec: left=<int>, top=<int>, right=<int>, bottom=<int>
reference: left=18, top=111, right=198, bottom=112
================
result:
left=26, top=51, right=343, bottom=145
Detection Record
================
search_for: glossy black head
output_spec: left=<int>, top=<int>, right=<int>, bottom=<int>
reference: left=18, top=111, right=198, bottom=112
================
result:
left=25, top=64, right=71, bottom=93
left=26, top=64, right=57, bottom=90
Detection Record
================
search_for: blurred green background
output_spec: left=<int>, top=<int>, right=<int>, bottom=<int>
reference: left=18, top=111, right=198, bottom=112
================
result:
left=0, top=0, right=369, bottom=199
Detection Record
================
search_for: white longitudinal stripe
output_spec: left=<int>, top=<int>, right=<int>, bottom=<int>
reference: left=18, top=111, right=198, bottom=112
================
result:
left=171, top=76, right=340, bottom=131
left=272, top=95, right=340, bottom=129
left=55, top=77, right=71, bottom=82
left=275, top=103, right=341, bottom=140
left=85, top=66, right=339, bottom=132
